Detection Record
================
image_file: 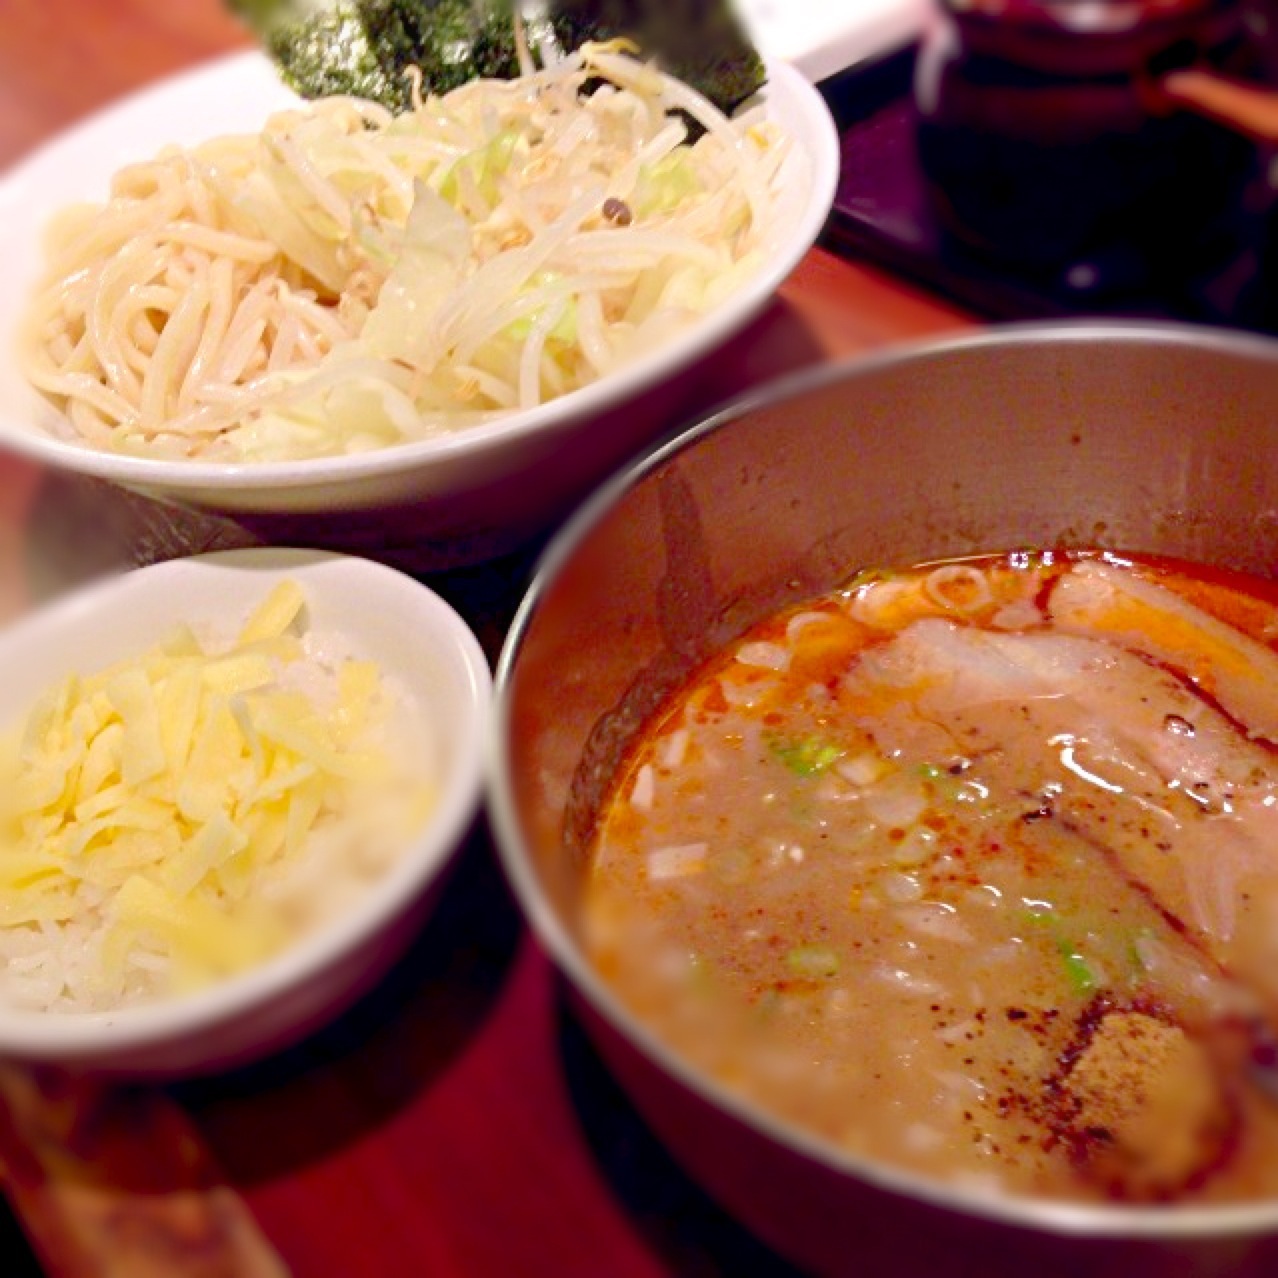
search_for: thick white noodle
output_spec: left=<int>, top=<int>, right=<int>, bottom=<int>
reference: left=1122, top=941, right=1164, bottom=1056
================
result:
left=21, top=46, right=789, bottom=462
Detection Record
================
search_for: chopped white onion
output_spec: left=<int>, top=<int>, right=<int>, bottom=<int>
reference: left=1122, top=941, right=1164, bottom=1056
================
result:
left=785, top=611, right=834, bottom=642
left=903, top=1123, right=945, bottom=1153
left=814, top=773, right=854, bottom=804
left=874, top=965, right=943, bottom=997
left=936, top=1017, right=981, bottom=1044
left=881, top=872, right=924, bottom=903
left=963, top=884, right=1004, bottom=911
left=836, top=754, right=890, bottom=787
left=826, top=988, right=853, bottom=1017
left=629, top=763, right=655, bottom=811
left=846, top=580, right=912, bottom=628
left=982, top=941, right=1023, bottom=966
left=990, top=601, right=1043, bottom=631
left=720, top=677, right=770, bottom=708
left=647, top=843, right=709, bottom=881
left=893, top=827, right=939, bottom=867
left=899, top=904, right=973, bottom=945
left=951, top=1172, right=1007, bottom=1195
left=933, top=1069, right=988, bottom=1099
left=735, top=641, right=790, bottom=672
left=660, top=728, right=691, bottom=769
left=864, top=780, right=927, bottom=829
left=764, top=838, right=805, bottom=869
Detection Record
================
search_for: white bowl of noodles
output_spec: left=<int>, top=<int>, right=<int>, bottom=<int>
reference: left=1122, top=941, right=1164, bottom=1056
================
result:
left=0, top=48, right=838, bottom=531
left=0, top=547, right=490, bottom=1075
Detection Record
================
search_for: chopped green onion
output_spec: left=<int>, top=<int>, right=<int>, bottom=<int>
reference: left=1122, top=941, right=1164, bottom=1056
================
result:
left=786, top=945, right=840, bottom=979
left=1058, top=945, right=1098, bottom=995
left=1023, top=907, right=1102, bottom=995
left=769, top=736, right=844, bottom=777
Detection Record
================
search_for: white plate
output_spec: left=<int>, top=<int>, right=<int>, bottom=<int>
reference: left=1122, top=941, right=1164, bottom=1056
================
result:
left=739, top=0, right=927, bottom=83
left=0, top=52, right=840, bottom=524
left=0, top=548, right=492, bottom=1074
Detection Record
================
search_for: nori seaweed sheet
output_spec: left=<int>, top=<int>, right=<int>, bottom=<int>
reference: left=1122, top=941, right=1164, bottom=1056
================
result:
left=230, top=0, right=766, bottom=116
left=552, top=0, right=765, bottom=115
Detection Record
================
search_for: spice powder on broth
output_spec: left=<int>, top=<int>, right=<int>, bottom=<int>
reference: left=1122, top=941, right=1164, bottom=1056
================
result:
left=584, top=551, right=1278, bottom=1204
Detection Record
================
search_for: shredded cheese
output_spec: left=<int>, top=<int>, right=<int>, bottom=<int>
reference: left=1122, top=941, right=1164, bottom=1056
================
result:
left=0, top=581, right=432, bottom=1010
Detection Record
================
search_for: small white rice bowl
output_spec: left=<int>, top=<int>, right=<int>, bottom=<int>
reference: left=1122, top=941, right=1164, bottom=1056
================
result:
left=0, top=548, right=490, bottom=1074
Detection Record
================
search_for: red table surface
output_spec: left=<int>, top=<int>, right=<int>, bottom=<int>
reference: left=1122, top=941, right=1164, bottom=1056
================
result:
left=0, top=4, right=972, bottom=1274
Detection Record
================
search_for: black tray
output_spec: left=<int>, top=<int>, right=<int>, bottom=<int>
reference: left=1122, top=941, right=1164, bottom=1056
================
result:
left=817, top=50, right=1278, bottom=333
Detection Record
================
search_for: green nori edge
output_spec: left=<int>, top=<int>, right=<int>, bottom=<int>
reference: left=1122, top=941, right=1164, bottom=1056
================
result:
left=229, top=0, right=766, bottom=117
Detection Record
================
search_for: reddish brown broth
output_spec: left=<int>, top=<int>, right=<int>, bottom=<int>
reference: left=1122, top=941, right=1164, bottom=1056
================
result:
left=585, top=552, right=1278, bottom=1204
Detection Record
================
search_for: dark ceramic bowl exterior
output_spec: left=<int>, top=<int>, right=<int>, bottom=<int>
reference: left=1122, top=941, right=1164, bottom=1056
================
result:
left=914, top=0, right=1258, bottom=273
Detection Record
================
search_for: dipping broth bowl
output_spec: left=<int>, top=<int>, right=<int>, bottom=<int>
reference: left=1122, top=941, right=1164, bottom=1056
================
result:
left=490, top=323, right=1278, bottom=1277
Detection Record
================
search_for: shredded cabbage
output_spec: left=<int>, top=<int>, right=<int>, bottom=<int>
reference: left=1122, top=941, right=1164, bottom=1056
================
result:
left=24, top=44, right=793, bottom=462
